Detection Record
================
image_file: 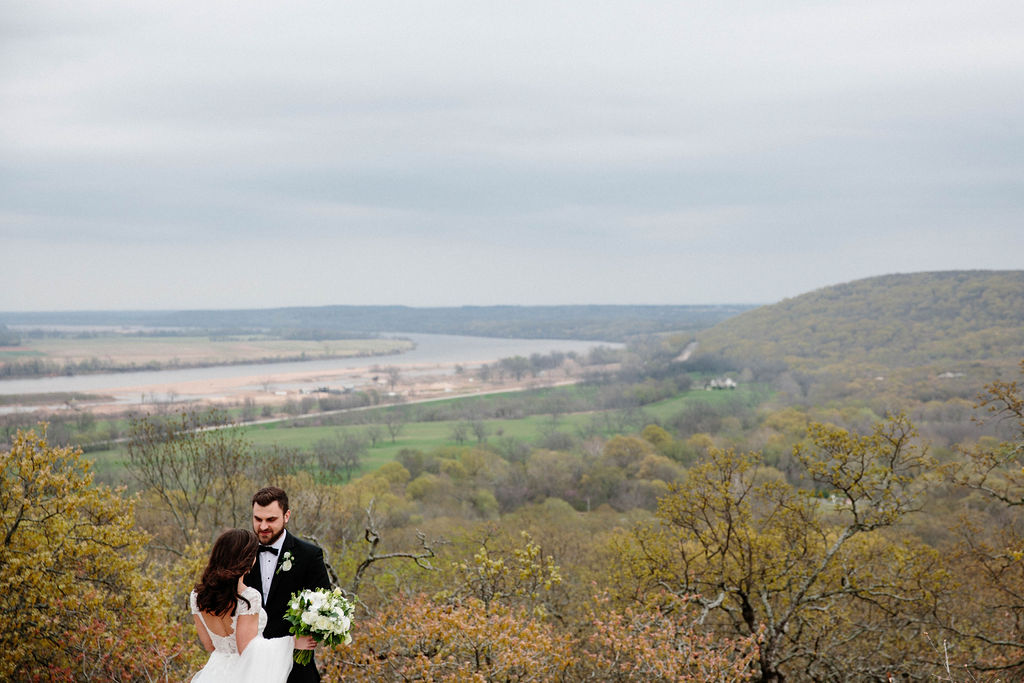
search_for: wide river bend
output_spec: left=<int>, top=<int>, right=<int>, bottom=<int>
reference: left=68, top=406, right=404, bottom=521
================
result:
left=0, top=333, right=618, bottom=403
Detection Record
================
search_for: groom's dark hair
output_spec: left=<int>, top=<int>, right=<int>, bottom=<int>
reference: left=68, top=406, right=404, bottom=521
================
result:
left=252, top=486, right=289, bottom=512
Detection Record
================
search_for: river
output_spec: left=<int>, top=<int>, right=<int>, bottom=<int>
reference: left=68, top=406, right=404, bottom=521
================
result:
left=0, top=333, right=618, bottom=405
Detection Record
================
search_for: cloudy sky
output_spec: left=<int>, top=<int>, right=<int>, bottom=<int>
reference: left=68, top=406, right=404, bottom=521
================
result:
left=2, top=1, right=1022, bottom=312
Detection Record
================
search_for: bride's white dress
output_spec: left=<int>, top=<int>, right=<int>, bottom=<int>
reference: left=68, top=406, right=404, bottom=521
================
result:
left=189, top=586, right=294, bottom=683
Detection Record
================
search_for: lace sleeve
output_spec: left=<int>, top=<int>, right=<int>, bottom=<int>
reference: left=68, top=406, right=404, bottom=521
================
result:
left=189, top=590, right=199, bottom=615
left=237, top=586, right=262, bottom=616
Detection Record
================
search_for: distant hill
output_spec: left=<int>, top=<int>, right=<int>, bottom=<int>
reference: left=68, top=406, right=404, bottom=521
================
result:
left=0, top=304, right=755, bottom=342
left=691, top=271, right=1024, bottom=375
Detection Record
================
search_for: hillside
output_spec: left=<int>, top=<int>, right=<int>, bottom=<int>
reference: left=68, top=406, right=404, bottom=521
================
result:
left=691, top=270, right=1024, bottom=379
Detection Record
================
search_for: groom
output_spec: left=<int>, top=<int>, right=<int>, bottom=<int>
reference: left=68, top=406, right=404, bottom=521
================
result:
left=245, top=486, right=332, bottom=683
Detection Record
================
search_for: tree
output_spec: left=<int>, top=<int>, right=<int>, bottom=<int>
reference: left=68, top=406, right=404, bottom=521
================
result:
left=315, top=431, right=368, bottom=482
left=250, top=444, right=303, bottom=485
left=525, top=449, right=584, bottom=506
left=0, top=426, right=192, bottom=680
left=383, top=408, right=407, bottom=444
left=471, top=419, right=490, bottom=444
left=500, top=355, right=531, bottom=381
left=640, top=423, right=673, bottom=451
left=241, top=397, right=258, bottom=422
left=450, top=421, right=469, bottom=445
left=615, top=415, right=942, bottom=681
left=542, top=395, right=569, bottom=431
left=323, top=592, right=574, bottom=681
left=581, top=592, right=760, bottom=682
left=477, top=363, right=493, bottom=383
left=325, top=529, right=760, bottom=681
left=385, top=366, right=401, bottom=391
left=953, top=360, right=1024, bottom=507
left=602, top=434, right=656, bottom=473
left=349, top=500, right=438, bottom=596
left=125, top=408, right=253, bottom=552
left=443, top=530, right=562, bottom=614
left=946, top=360, right=1024, bottom=674
left=364, top=422, right=384, bottom=447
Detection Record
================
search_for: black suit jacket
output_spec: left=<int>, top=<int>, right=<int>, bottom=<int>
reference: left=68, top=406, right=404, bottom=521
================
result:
left=245, top=531, right=331, bottom=683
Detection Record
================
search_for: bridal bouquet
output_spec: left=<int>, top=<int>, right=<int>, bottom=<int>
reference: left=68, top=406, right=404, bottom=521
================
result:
left=284, top=587, right=355, bottom=665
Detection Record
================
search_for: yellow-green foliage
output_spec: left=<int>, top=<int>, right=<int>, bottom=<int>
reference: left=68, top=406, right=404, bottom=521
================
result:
left=616, top=416, right=947, bottom=680
left=695, top=271, right=1024, bottom=379
left=0, top=426, right=176, bottom=680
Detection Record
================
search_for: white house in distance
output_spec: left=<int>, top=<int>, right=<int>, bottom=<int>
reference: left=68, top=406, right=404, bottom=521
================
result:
left=704, top=377, right=737, bottom=390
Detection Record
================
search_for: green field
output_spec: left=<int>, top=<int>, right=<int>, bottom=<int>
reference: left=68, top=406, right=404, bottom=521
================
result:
left=85, top=385, right=770, bottom=483
left=641, top=384, right=772, bottom=422
left=245, top=413, right=558, bottom=461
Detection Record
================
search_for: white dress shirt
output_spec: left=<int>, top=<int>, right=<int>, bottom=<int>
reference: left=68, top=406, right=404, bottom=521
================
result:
left=259, top=530, right=287, bottom=598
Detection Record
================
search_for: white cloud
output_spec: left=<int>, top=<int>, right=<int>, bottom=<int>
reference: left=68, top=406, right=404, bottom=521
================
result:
left=1, top=0, right=1022, bottom=310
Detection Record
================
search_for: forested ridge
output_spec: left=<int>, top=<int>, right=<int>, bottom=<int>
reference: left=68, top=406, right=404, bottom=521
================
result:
left=0, top=303, right=754, bottom=342
left=694, top=270, right=1024, bottom=368
left=3, top=270, right=1024, bottom=681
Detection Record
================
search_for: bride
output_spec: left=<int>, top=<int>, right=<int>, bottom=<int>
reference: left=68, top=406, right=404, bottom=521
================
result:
left=189, top=528, right=315, bottom=682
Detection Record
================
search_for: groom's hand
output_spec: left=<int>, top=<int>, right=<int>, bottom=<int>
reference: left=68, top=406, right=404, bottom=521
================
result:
left=294, top=635, right=316, bottom=650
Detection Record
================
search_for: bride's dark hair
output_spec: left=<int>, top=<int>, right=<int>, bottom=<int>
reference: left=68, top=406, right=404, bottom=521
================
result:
left=194, top=528, right=260, bottom=617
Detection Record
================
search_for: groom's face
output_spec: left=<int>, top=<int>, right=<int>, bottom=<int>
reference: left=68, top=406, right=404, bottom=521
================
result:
left=252, top=500, right=290, bottom=545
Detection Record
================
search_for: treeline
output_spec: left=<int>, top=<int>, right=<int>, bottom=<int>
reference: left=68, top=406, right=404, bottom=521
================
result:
left=0, top=303, right=755, bottom=342
left=0, top=324, right=19, bottom=345
left=0, top=355, right=166, bottom=378
left=0, top=344, right=405, bottom=380
left=10, top=327, right=381, bottom=341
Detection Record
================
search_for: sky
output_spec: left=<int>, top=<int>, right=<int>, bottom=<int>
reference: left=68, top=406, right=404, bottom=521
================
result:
left=2, top=1, right=1022, bottom=312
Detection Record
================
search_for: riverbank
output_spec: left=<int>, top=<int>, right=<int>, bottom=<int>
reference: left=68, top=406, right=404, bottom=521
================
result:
left=0, top=334, right=414, bottom=380
left=2, top=333, right=616, bottom=416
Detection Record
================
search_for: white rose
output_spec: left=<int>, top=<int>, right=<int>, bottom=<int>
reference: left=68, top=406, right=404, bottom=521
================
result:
left=301, top=610, right=317, bottom=625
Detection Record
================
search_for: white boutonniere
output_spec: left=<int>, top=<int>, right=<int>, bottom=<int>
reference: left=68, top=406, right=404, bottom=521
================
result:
left=277, top=551, right=294, bottom=574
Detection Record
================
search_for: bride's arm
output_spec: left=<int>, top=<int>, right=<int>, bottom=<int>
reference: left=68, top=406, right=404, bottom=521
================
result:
left=236, top=613, right=260, bottom=654
left=192, top=614, right=215, bottom=653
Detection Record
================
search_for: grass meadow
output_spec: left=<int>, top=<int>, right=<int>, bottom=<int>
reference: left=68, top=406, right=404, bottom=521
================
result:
left=85, top=384, right=770, bottom=485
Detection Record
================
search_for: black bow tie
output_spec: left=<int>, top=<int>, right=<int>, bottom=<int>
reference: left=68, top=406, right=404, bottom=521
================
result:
left=259, top=545, right=279, bottom=555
